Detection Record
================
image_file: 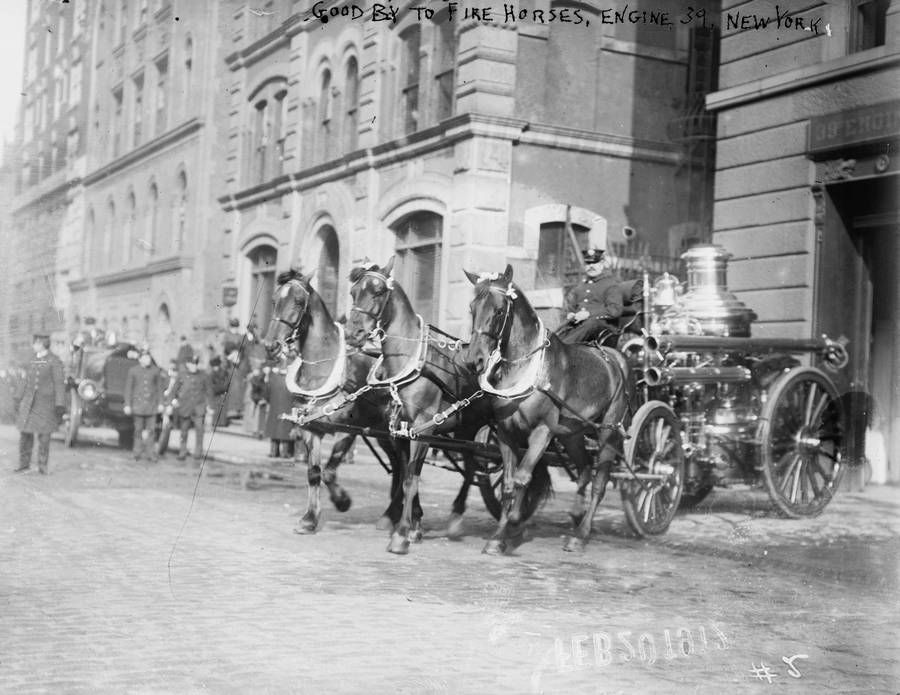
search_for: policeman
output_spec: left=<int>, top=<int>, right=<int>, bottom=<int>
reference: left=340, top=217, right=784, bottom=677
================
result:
left=14, top=334, right=65, bottom=474
left=124, top=348, right=166, bottom=462
left=168, top=356, right=213, bottom=462
left=559, top=248, right=626, bottom=346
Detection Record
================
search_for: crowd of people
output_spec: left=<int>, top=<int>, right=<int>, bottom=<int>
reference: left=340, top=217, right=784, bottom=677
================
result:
left=0, top=316, right=310, bottom=474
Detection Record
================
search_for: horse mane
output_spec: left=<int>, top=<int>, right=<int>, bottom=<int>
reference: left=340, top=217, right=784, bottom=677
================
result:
left=348, top=264, right=385, bottom=284
left=277, top=269, right=310, bottom=287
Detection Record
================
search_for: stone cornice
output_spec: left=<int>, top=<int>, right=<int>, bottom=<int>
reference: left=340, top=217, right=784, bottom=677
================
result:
left=12, top=171, right=82, bottom=215
left=82, top=118, right=203, bottom=186
left=225, top=17, right=295, bottom=72
left=707, top=47, right=900, bottom=112
left=87, top=255, right=194, bottom=288
left=219, top=113, right=680, bottom=211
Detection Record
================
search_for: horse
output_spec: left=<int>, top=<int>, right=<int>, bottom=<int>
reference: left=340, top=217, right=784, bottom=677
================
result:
left=346, top=258, right=501, bottom=555
left=263, top=269, right=416, bottom=534
left=462, top=264, right=630, bottom=554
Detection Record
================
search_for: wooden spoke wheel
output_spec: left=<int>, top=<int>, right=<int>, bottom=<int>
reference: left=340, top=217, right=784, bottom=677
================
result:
left=64, top=389, right=82, bottom=448
left=475, top=426, right=548, bottom=523
left=621, top=401, right=685, bottom=537
left=759, top=367, right=844, bottom=518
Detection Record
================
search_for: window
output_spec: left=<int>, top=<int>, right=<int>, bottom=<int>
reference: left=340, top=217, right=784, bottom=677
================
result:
left=133, top=72, right=144, bottom=147
left=401, top=26, right=421, bottom=135
left=57, top=13, right=66, bottom=54
left=253, top=99, right=269, bottom=183
left=125, top=191, right=136, bottom=265
left=850, top=0, right=889, bottom=52
left=433, top=19, right=456, bottom=123
left=155, top=55, right=168, bottom=134
left=535, top=221, right=589, bottom=292
left=318, top=69, right=332, bottom=161
left=249, top=245, right=278, bottom=329
left=139, top=0, right=149, bottom=25
left=148, top=182, right=159, bottom=255
left=105, top=201, right=116, bottom=269
left=393, top=211, right=442, bottom=323
left=316, top=226, right=340, bottom=315
left=112, top=86, right=123, bottom=158
left=175, top=170, right=187, bottom=252
left=344, top=58, right=359, bottom=152
left=184, top=36, right=193, bottom=95
left=119, top=0, right=128, bottom=44
left=70, top=62, right=82, bottom=105
left=273, top=90, right=287, bottom=177
left=85, top=208, right=95, bottom=273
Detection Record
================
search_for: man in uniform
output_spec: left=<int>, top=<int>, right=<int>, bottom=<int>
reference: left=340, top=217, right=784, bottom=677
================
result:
left=558, top=248, right=626, bottom=346
left=168, top=355, right=213, bottom=461
left=14, top=334, right=66, bottom=474
left=124, top=348, right=165, bottom=462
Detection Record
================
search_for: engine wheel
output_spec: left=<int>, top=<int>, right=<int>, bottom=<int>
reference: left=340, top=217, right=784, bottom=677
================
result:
left=621, top=401, right=685, bottom=537
left=64, top=389, right=82, bottom=447
left=759, top=367, right=844, bottom=518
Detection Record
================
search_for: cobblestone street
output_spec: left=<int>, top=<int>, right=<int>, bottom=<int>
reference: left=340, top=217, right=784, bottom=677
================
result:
left=1, top=424, right=898, bottom=694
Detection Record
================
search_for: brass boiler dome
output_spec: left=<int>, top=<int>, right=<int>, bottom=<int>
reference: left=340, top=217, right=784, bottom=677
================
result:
left=678, top=245, right=757, bottom=337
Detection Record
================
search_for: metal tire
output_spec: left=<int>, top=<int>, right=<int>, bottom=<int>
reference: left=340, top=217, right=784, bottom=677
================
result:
left=758, top=367, right=844, bottom=518
left=621, top=401, right=685, bottom=537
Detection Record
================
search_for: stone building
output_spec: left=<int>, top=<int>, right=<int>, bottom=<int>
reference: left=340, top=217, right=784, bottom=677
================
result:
left=219, top=0, right=719, bottom=336
left=67, top=0, right=231, bottom=364
left=707, top=0, right=899, bottom=480
left=2, top=0, right=92, bottom=363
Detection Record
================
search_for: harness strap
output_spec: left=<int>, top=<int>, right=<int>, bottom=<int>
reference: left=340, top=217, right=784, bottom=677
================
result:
left=366, top=316, right=429, bottom=388
left=284, top=323, right=347, bottom=400
left=478, top=320, right=548, bottom=400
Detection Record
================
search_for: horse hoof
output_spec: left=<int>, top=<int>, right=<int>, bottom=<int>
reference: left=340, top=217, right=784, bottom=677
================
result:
left=446, top=514, right=465, bottom=540
left=482, top=539, right=507, bottom=556
left=375, top=515, right=394, bottom=532
left=294, top=516, right=319, bottom=535
left=387, top=533, right=410, bottom=555
left=563, top=536, right=586, bottom=553
left=410, top=527, right=424, bottom=543
left=331, top=491, right=352, bottom=513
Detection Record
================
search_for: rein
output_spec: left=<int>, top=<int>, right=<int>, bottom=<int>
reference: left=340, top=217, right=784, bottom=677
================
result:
left=284, top=323, right=348, bottom=400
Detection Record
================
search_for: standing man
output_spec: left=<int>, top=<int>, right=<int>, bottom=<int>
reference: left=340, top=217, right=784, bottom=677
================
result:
left=207, top=356, right=230, bottom=428
left=169, top=356, right=213, bottom=461
left=14, top=334, right=66, bottom=474
left=124, top=348, right=165, bottom=462
left=558, top=248, right=626, bottom=346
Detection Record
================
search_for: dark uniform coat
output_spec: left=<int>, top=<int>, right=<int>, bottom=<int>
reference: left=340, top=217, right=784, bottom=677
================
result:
left=15, top=353, right=65, bottom=434
left=564, top=270, right=626, bottom=322
left=208, top=366, right=230, bottom=427
left=124, top=364, right=166, bottom=416
left=170, top=371, right=213, bottom=418
left=264, top=367, right=295, bottom=440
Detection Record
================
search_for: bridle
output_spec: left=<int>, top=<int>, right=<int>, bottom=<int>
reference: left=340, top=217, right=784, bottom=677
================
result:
left=350, top=270, right=394, bottom=341
left=471, top=281, right=517, bottom=350
left=270, top=279, right=310, bottom=356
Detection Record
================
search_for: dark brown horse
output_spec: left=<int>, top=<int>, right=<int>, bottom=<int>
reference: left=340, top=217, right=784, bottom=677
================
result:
left=264, top=269, right=416, bottom=534
left=463, top=265, right=629, bottom=554
left=346, top=259, right=497, bottom=554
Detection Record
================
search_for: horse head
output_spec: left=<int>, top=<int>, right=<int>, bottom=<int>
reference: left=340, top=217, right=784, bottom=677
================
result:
left=264, top=269, right=313, bottom=358
left=346, top=257, right=395, bottom=347
left=462, top=263, right=517, bottom=373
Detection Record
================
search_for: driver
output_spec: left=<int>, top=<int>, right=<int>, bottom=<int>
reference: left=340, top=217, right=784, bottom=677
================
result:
left=558, top=248, right=626, bottom=346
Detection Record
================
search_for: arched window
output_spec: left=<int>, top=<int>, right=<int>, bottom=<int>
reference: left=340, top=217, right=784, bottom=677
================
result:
left=433, top=17, right=456, bottom=123
left=316, top=226, right=340, bottom=316
left=400, top=25, right=421, bottom=135
left=184, top=35, right=193, bottom=102
left=105, top=200, right=116, bottom=270
left=85, top=207, right=96, bottom=273
left=274, top=89, right=288, bottom=177
left=124, top=190, right=136, bottom=266
left=248, top=245, right=277, bottom=329
left=253, top=98, right=269, bottom=182
left=174, top=170, right=187, bottom=252
left=392, top=211, right=442, bottom=323
left=343, top=57, right=359, bottom=152
left=148, top=182, right=159, bottom=256
left=318, top=69, right=332, bottom=162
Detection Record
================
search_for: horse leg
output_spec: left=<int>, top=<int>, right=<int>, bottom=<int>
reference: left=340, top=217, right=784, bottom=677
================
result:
left=562, top=436, right=602, bottom=552
left=508, top=424, right=554, bottom=525
left=483, top=437, right=519, bottom=555
left=322, top=433, right=354, bottom=512
left=295, top=431, right=323, bottom=534
left=569, top=462, right=592, bottom=530
left=387, top=440, right=427, bottom=555
left=446, top=453, right=477, bottom=540
left=377, top=438, right=406, bottom=531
